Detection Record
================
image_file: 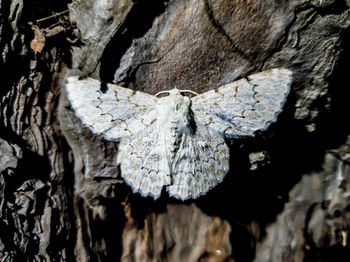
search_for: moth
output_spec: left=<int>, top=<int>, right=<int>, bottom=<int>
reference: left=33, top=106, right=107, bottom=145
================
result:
left=66, top=68, right=292, bottom=200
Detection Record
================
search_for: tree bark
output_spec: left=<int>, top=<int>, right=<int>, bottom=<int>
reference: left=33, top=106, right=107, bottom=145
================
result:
left=1, top=0, right=349, bottom=261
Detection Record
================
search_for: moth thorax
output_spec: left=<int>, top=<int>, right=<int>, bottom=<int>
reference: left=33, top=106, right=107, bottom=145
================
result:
left=158, top=92, right=191, bottom=121
left=158, top=92, right=193, bottom=159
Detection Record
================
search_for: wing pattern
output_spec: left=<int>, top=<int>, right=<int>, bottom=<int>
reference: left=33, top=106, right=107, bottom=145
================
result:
left=117, top=120, right=171, bottom=199
left=66, top=76, right=158, bottom=141
left=191, top=68, right=292, bottom=137
left=168, top=123, right=229, bottom=199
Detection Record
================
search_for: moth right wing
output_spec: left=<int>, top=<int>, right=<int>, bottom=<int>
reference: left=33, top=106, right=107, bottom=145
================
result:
left=168, top=123, right=230, bottom=200
left=191, top=68, right=292, bottom=138
left=66, top=76, right=158, bottom=141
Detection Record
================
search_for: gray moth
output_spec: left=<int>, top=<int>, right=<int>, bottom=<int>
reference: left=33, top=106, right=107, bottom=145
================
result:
left=66, top=68, right=292, bottom=200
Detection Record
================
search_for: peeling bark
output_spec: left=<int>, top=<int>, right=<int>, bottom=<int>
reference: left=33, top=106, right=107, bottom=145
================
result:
left=1, top=0, right=349, bottom=261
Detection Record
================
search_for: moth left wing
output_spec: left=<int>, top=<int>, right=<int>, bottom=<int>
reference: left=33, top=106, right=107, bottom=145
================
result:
left=191, top=68, right=292, bottom=138
left=66, top=76, right=158, bottom=141
left=117, top=120, right=172, bottom=199
left=118, top=120, right=229, bottom=200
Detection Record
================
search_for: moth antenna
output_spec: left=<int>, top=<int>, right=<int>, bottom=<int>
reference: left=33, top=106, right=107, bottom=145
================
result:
left=155, top=90, right=171, bottom=97
left=179, top=90, right=199, bottom=96
left=155, top=90, right=199, bottom=97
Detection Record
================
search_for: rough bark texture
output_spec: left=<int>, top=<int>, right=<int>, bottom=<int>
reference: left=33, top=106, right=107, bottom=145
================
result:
left=1, top=0, right=349, bottom=261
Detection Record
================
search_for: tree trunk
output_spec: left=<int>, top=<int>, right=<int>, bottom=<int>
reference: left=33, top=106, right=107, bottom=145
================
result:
left=1, top=0, right=349, bottom=261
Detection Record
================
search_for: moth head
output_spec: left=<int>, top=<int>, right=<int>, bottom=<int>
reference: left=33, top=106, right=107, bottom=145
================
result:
left=156, top=88, right=195, bottom=122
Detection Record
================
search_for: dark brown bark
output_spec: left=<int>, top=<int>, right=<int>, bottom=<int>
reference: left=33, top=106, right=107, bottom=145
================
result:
left=1, top=0, right=349, bottom=261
